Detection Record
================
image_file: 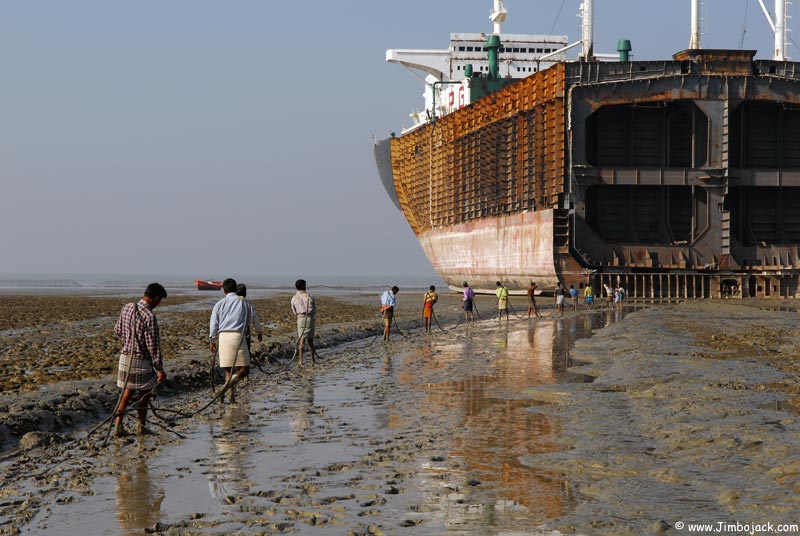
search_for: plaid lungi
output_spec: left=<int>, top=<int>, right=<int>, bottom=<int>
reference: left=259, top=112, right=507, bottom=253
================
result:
left=117, top=353, right=157, bottom=390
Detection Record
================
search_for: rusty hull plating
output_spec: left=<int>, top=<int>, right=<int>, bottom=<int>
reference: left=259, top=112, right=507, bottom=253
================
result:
left=378, top=50, right=800, bottom=297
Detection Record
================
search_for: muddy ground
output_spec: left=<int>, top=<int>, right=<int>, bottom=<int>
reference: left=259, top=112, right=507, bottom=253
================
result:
left=526, top=300, right=800, bottom=535
left=2, top=295, right=800, bottom=535
left=0, top=290, right=479, bottom=451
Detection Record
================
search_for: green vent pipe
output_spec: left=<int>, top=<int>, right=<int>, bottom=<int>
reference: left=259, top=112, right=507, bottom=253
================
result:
left=486, top=35, right=501, bottom=79
left=617, top=39, right=632, bottom=62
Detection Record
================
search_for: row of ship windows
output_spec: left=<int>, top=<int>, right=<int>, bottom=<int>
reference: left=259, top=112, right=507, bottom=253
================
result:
left=457, top=46, right=557, bottom=53
left=456, top=65, right=538, bottom=73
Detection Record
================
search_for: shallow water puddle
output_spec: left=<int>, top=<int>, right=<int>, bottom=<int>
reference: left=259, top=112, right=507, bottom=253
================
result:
left=25, top=309, right=627, bottom=535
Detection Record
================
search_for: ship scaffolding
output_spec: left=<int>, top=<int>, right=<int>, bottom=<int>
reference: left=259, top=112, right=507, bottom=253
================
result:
left=377, top=1, right=800, bottom=299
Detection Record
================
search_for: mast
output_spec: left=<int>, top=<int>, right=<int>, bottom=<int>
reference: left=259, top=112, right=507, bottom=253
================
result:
left=690, top=0, right=702, bottom=49
left=580, top=0, right=594, bottom=60
left=775, top=0, right=786, bottom=60
left=490, top=0, right=508, bottom=35
left=758, top=0, right=788, bottom=60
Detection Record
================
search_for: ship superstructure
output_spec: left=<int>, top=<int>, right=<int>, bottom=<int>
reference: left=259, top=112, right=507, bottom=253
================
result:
left=376, top=0, right=800, bottom=298
left=386, top=0, right=568, bottom=131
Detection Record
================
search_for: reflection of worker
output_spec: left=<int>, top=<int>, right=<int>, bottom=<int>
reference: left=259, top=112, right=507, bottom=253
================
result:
left=422, top=285, right=438, bottom=333
left=380, top=286, right=399, bottom=341
left=115, top=457, right=164, bottom=531
left=208, top=405, right=251, bottom=502
left=291, top=279, right=317, bottom=365
left=209, top=278, right=250, bottom=403
left=289, top=377, right=315, bottom=441
left=114, top=283, right=168, bottom=437
left=495, top=281, right=509, bottom=321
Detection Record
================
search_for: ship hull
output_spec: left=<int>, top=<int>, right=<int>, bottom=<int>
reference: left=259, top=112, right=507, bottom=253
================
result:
left=378, top=51, right=800, bottom=299
left=418, top=210, right=559, bottom=292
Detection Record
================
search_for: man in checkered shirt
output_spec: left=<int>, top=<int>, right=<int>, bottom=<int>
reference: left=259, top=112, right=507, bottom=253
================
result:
left=113, top=282, right=168, bottom=437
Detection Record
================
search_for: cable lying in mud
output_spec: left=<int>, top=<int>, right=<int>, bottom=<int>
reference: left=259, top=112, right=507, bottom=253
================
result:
left=85, top=346, right=298, bottom=446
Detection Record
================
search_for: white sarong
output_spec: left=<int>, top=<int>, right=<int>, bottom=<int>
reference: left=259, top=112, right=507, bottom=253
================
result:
left=218, top=331, right=250, bottom=368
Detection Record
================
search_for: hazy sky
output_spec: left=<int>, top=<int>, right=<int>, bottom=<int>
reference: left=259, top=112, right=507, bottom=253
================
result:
left=0, top=0, right=785, bottom=279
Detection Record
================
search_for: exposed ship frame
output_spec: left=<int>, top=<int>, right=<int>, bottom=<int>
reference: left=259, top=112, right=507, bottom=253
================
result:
left=376, top=0, right=800, bottom=298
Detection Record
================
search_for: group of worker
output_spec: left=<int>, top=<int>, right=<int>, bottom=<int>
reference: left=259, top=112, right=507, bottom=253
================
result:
left=112, top=278, right=317, bottom=437
left=112, top=278, right=628, bottom=437
left=497, top=280, right=627, bottom=319
left=409, top=279, right=624, bottom=329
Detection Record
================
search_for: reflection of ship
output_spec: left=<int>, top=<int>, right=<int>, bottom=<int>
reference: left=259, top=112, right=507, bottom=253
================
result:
left=375, top=0, right=800, bottom=299
left=399, top=318, right=593, bottom=525
left=195, top=279, right=223, bottom=291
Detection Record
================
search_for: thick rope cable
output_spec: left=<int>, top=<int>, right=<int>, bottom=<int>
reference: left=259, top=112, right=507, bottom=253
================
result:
left=506, top=298, right=525, bottom=320
left=452, top=309, right=466, bottom=329
left=392, top=314, right=409, bottom=339
left=431, top=308, right=447, bottom=332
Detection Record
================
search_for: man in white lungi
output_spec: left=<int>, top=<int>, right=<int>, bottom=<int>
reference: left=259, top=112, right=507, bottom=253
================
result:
left=209, top=278, right=253, bottom=402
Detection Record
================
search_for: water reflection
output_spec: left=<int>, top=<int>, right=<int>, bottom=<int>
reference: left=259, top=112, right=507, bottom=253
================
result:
left=399, top=311, right=622, bottom=530
left=289, top=376, right=315, bottom=441
left=207, top=403, right=254, bottom=503
left=115, top=454, right=164, bottom=532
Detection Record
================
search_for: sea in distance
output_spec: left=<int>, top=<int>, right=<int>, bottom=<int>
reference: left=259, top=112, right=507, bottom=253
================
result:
left=0, top=272, right=447, bottom=294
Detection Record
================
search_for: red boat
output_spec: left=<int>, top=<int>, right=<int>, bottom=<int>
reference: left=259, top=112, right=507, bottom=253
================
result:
left=195, top=279, right=223, bottom=291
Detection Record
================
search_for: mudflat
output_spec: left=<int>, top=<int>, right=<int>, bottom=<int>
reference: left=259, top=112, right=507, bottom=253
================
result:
left=0, top=293, right=394, bottom=391
left=2, top=295, right=800, bottom=535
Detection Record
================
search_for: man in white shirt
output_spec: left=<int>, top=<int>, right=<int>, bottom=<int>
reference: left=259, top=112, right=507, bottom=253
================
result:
left=209, top=278, right=252, bottom=402
left=380, top=286, right=399, bottom=341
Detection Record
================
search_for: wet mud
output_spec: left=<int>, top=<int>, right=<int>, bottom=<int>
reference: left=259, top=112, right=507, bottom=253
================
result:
left=4, top=294, right=800, bottom=535
left=0, top=291, right=438, bottom=451
left=0, top=290, right=612, bottom=535
left=525, top=300, right=800, bottom=535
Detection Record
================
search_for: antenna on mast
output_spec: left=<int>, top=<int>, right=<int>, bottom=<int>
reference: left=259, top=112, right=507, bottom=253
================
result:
left=490, top=0, right=508, bottom=35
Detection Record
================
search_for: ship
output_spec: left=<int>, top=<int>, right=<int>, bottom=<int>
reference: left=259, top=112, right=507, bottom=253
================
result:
left=374, top=0, right=800, bottom=299
left=195, top=280, right=223, bottom=291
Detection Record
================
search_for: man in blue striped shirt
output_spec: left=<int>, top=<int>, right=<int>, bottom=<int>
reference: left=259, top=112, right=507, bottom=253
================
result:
left=209, top=278, right=251, bottom=402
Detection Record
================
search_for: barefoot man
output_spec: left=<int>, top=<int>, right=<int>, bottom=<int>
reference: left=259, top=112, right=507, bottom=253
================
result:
left=209, top=278, right=251, bottom=403
left=114, top=283, right=168, bottom=437
left=291, top=279, right=318, bottom=365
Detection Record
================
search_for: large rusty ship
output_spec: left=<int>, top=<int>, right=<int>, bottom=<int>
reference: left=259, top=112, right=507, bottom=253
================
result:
left=375, top=0, right=800, bottom=298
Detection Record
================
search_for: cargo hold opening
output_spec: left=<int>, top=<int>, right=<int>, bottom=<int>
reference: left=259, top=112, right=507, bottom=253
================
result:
left=730, top=102, right=800, bottom=168
left=585, top=101, right=708, bottom=168
left=726, top=187, right=800, bottom=245
left=585, top=185, right=708, bottom=245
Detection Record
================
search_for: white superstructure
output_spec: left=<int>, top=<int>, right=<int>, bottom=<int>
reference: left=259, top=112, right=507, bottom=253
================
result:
left=386, top=2, right=568, bottom=131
